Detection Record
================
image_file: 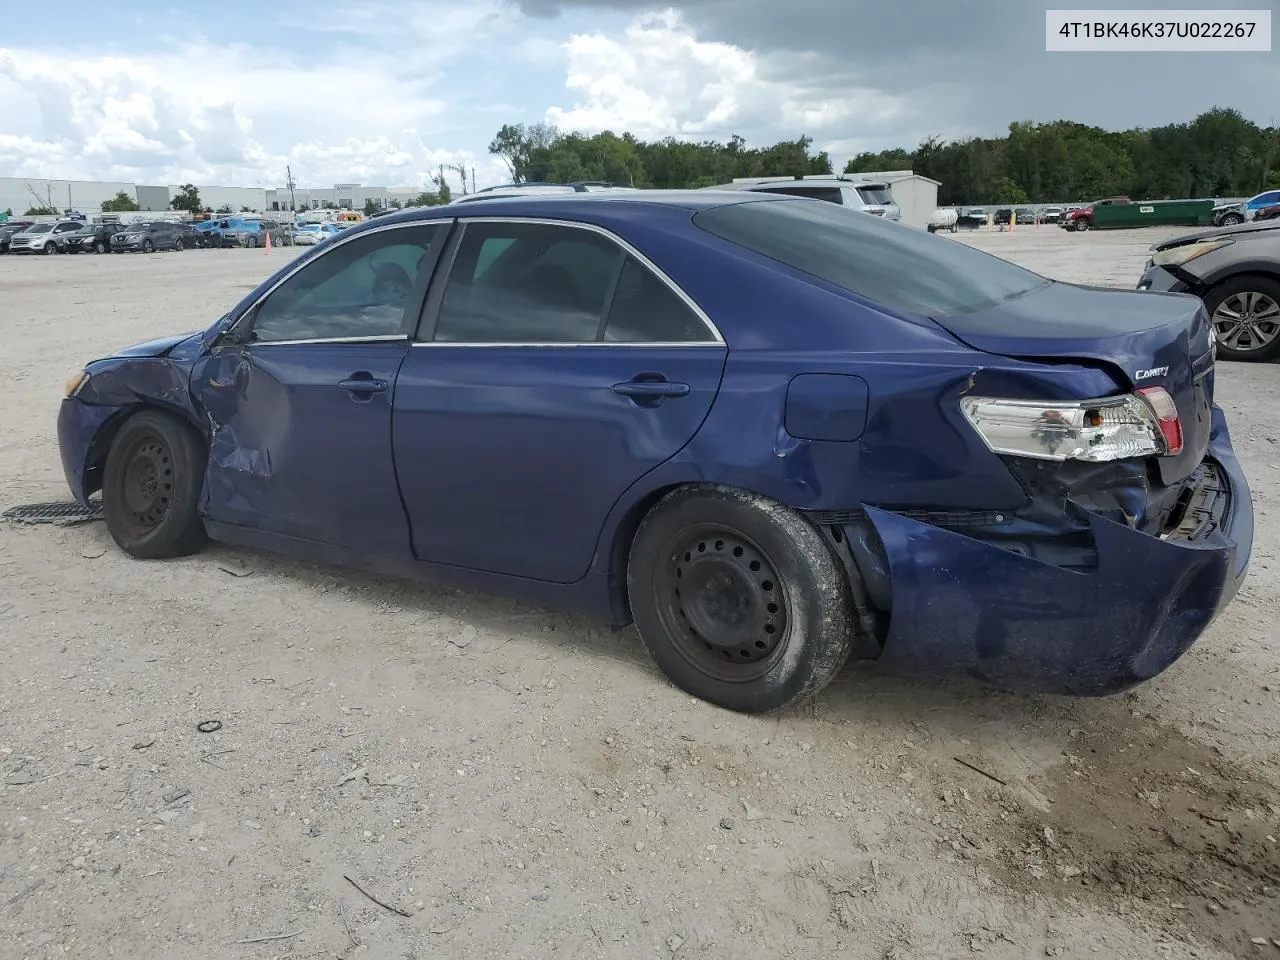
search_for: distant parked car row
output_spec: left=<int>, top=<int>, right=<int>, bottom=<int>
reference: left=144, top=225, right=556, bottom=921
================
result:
left=0, top=216, right=293, bottom=255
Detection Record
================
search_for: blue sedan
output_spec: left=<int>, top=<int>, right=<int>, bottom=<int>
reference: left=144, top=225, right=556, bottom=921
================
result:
left=56, top=192, right=1253, bottom=712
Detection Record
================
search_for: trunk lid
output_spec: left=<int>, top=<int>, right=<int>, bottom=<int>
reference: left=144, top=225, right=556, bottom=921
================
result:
left=932, top=282, right=1214, bottom=485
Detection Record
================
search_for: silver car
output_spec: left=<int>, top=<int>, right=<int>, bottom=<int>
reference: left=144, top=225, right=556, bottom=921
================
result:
left=703, top=176, right=902, bottom=221
left=7, top=219, right=85, bottom=254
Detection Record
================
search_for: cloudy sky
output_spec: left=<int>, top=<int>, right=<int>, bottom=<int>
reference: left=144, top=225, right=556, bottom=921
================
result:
left=1, top=0, right=1275, bottom=191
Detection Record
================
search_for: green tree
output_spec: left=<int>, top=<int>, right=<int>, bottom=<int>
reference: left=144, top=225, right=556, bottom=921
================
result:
left=363, top=198, right=381, bottom=216
left=990, top=177, right=1029, bottom=204
left=101, top=191, right=139, bottom=212
left=24, top=205, right=58, bottom=216
left=170, top=184, right=202, bottom=214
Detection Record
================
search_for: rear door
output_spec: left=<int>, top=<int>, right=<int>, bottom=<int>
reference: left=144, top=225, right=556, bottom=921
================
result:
left=392, top=217, right=728, bottom=583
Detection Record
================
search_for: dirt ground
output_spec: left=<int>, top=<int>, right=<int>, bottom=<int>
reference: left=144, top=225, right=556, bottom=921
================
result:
left=1, top=228, right=1278, bottom=960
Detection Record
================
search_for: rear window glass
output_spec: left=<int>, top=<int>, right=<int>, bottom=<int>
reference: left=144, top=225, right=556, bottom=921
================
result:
left=756, top=186, right=844, bottom=205
left=855, top=185, right=894, bottom=205
left=693, top=198, right=1051, bottom=316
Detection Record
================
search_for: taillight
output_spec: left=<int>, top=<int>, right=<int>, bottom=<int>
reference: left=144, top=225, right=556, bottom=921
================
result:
left=1135, top=386, right=1183, bottom=455
left=960, top=389, right=1183, bottom=462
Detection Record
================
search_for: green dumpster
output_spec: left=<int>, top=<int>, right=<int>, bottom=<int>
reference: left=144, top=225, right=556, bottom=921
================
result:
left=1092, top=200, right=1215, bottom=229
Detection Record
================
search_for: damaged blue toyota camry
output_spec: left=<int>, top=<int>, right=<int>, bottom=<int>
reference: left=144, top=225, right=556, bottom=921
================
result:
left=57, top=192, right=1253, bottom=713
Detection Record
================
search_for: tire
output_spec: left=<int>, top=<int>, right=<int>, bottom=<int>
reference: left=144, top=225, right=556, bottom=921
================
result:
left=95, top=241, right=106, bottom=254
left=247, top=235, right=258, bottom=248
left=101, top=410, right=208, bottom=559
left=44, top=242, right=56, bottom=254
left=142, top=240, right=154, bottom=253
left=627, top=486, right=855, bottom=713
left=1073, top=219, right=1090, bottom=232
left=1203, top=274, right=1280, bottom=362
left=1220, top=213, right=1244, bottom=227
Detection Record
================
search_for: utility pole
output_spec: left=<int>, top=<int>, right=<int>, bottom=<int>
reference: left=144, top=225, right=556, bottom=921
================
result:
left=470, top=166, right=476, bottom=194
left=286, top=164, right=297, bottom=212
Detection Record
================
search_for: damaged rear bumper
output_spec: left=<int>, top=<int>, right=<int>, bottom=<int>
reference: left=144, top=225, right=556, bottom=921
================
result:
left=854, top=407, right=1252, bottom=696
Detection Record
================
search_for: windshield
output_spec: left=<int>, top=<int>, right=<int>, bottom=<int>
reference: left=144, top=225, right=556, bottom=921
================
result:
left=693, top=198, right=1052, bottom=316
left=854, top=184, right=894, bottom=206
left=26, top=224, right=53, bottom=234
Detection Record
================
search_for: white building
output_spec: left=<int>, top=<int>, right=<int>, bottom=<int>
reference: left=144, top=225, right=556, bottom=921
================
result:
left=854, top=170, right=942, bottom=229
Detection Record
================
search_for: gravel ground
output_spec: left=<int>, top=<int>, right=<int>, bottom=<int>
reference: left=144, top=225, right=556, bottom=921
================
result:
left=1, top=231, right=1278, bottom=960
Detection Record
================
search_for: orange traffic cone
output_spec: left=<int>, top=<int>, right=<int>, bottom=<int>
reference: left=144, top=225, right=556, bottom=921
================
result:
left=264, top=230, right=272, bottom=254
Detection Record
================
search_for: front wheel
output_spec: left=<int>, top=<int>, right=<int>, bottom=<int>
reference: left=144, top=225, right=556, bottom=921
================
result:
left=1205, top=275, right=1280, bottom=362
left=44, top=242, right=56, bottom=254
left=142, top=239, right=154, bottom=253
left=1220, top=213, right=1244, bottom=227
left=628, top=487, right=855, bottom=713
left=101, top=410, right=208, bottom=559
left=95, top=241, right=107, bottom=254
left=1073, top=219, right=1090, bottom=232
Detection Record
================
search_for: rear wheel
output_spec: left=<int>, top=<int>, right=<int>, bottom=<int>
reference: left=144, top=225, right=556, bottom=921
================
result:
left=95, top=241, right=106, bottom=254
left=101, top=410, right=208, bottom=559
left=1205, top=275, right=1280, bottom=362
left=628, top=486, right=854, bottom=713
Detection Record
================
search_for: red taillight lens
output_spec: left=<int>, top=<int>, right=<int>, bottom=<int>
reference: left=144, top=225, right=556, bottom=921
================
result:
left=1136, top=386, right=1183, bottom=456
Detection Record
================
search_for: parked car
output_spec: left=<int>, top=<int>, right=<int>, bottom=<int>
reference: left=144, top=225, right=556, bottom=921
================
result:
left=217, top=217, right=286, bottom=248
left=959, top=208, right=988, bottom=228
left=993, top=208, right=1013, bottom=226
left=1040, top=206, right=1064, bottom=224
left=192, top=221, right=230, bottom=248
left=926, top=207, right=959, bottom=233
left=705, top=175, right=902, bottom=221
left=1061, top=196, right=1131, bottom=232
left=112, top=221, right=184, bottom=253
left=1212, top=190, right=1280, bottom=227
left=1256, top=203, right=1280, bottom=222
left=63, top=223, right=116, bottom=254
left=1015, top=208, right=1037, bottom=225
left=56, top=192, right=1252, bottom=712
left=1138, top=219, right=1280, bottom=361
left=0, top=219, right=36, bottom=252
left=175, top=223, right=202, bottom=249
left=292, top=223, right=342, bottom=246
left=7, top=220, right=85, bottom=254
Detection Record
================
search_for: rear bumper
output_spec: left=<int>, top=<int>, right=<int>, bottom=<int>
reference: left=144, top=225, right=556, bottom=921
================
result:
left=858, top=405, right=1252, bottom=695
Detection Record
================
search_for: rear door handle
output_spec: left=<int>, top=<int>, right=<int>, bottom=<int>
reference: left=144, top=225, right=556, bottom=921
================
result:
left=612, top=379, right=690, bottom=399
left=339, top=377, right=388, bottom=394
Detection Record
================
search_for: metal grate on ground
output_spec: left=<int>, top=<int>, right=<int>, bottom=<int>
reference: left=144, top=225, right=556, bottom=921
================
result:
left=2, top=500, right=104, bottom=525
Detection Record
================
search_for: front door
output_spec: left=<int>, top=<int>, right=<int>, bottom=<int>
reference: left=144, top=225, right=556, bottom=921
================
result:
left=393, top=218, right=727, bottom=583
left=191, top=221, right=446, bottom=556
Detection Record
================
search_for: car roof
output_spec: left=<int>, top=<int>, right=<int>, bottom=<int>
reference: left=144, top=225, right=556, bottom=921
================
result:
left=351, top=190, right=777, bottom=229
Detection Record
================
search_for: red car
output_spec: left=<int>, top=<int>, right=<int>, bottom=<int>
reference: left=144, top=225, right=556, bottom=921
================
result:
left=1060, top=196, right=1132, bottom=232
left=1255, top=203, right=1280, bottom=222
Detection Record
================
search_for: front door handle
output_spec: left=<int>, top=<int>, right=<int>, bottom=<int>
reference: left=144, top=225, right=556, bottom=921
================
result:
left=612, top=378, right=690, bottom=400
left=339, top=376, right=388, bottom=395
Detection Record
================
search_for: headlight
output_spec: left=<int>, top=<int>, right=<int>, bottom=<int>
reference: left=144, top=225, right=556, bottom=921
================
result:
left=960, top=388, right=1182, bottom=462
left=64, top=371, right=89, bottom=397
left=1151, top=238, right=1233, bottom=267
left=126, top=233, right=142, bottom=240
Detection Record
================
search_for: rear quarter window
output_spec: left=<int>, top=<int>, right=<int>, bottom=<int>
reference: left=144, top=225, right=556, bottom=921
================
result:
left=756, top=186, right=844, bottom=204
left=854, top=184, right=894, bottom=206
left=693, top=198, right=1051, bottom=316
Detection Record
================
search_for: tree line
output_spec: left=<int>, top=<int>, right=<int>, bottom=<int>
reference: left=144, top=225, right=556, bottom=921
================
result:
left=488, top=108, right=1279, bottom=205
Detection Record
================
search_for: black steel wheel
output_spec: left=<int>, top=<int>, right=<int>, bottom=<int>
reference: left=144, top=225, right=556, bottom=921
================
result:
left=102, top=410, right=207, bottom=559
left=629, top=486, right=855, bottom=713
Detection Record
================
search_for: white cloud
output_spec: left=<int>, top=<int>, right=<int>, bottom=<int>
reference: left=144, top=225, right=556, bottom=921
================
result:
left=544, top=8, right=914, bottom=151
left=0, top=2, right=517, bottom=190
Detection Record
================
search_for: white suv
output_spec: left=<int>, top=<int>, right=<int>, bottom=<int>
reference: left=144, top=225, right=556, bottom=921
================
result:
left=705, top=175, right=902, bottom=221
